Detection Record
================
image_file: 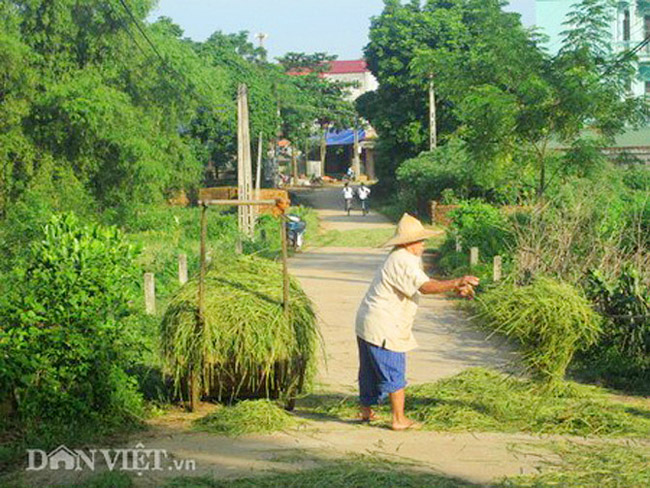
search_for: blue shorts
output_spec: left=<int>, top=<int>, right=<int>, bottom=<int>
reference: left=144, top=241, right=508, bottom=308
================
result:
left=357, top=336, right=407, bottom=407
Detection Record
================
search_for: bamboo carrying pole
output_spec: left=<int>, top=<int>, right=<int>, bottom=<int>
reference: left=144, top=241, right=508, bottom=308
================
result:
left=280, top=215, right=290, bottom=316
left=190, top=204, right=208, bottom=412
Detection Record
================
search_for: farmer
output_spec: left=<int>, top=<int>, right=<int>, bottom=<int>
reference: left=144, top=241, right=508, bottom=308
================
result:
left=355, top=213, right=479, bottom=430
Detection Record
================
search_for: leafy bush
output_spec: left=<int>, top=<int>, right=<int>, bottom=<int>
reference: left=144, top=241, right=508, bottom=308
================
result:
left=0, top=214, right=144, bottom=445
left=446, top=200, right=513, bottom=259
left=587, top=266, right=650, bottom=358
left=395, top=138, right=536, bottom=215
left=475, top=277, right=602, bottom=384
left=579, top=265, right=650, bottom=392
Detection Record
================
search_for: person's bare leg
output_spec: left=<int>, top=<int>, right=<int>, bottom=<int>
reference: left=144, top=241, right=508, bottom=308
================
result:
left=360, top=405, right=377, bottom=421
left=389, top=389, right=415, bottom=430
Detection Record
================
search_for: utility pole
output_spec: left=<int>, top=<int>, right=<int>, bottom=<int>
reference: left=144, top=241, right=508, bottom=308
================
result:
left=256, top=131, right=263, bottom=194
left=237, top=84, right=255, bottom=237
left=352, top=120, right=361, bottom=178
left=429, top=74, right=437, bottom=151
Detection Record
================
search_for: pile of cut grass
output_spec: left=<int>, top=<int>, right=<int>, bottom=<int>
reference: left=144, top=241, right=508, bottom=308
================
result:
left=474, top=278, right=602, bottom=384
left=194, top=400, right=297, bottom=436
left=164, top=457, right=476, bottom=488
left=301, top=368, right=650, bottom=437
left=499, top=441, right=650, bottom=488
left=161, top=255, right=319, bottom=402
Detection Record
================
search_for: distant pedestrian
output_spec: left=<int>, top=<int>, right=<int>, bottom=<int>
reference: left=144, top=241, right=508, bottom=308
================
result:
left=357, top=183, right=371, bottom=216
left=346, top=166, right=355, bottom=182
left=342, top=182, right=354, bottom=216
left=355, top=214, right=479, bottom=430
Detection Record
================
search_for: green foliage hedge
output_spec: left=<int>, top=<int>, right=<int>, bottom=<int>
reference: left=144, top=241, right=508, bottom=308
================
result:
left=0, top=214, right=144, bottom=445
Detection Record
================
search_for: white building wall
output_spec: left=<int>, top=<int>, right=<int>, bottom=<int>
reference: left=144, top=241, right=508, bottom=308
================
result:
left=323, top=71, right=379, bottom=101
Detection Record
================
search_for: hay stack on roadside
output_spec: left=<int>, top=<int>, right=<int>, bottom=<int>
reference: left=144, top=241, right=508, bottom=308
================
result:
left=161, top=255, right=318, bottom=403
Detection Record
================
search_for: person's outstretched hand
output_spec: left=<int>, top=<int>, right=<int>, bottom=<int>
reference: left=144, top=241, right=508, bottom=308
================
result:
left=456, top=275, right=480, bottom=299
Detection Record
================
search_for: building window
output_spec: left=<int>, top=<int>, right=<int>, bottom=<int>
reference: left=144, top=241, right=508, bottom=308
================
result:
left=623, top=9, right=630, bottom=41
left=645, top=15, right=650, bottom=39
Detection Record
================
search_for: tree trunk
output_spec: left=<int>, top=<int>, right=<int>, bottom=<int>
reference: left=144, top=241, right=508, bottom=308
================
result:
left=320, top=129, right=327, bottom=176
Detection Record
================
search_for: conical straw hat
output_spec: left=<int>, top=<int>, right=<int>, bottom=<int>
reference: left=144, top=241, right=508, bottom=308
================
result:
left=381, top=213, right=442, bottom=248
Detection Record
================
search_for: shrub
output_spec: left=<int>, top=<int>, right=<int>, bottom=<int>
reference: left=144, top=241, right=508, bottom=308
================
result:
left=580, top=265, right=650, bottom=392
left=0, top=213, right=144, bottom=444
left=446, top=200, right=513, bottom=259
left=475, top=277, right=602, bottom=384
left=395, top=138, right=535, bottom=216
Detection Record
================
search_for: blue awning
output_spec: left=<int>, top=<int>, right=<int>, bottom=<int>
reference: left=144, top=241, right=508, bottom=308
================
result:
left=324, top=129, right=366, bottom=146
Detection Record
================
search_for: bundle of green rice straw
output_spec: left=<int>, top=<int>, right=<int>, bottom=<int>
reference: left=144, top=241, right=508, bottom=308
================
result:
left=161, top=255, right=319, bottom=403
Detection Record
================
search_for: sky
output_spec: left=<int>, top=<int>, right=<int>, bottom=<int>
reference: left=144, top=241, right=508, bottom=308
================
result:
left=149, top=0, right=537, bottom=60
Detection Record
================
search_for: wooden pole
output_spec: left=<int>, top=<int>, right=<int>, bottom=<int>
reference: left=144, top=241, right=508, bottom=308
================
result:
left=291, top=144, right=298, bottom=184
left=353, top=122, right=361, bottom=178
left=493, top=255, right=503, bottom=282
left=429, top=75, right=437, bottom=151
left=237, top=84, right=254, bottom=237
left=190, top=204, right=208, bottom=412
left=470, top=247, right=479, bottom=267
left=280, top=215, right=290, bottom=316
left=144, top=273, right=156, bottom=315
left=178, top=254, right=188, bottom=285
left=256, top=132, right=263, bottom=193
left=320, top=126, right=327, bottom=177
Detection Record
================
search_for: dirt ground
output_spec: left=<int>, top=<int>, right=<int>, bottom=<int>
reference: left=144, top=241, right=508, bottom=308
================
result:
left=18, top=188, right=553, bottom=488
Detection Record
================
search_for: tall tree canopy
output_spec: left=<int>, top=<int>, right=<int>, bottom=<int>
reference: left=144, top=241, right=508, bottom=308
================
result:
left=359, top=0, right=646, bottom=193
left=0, top=0, right=354, bottom=220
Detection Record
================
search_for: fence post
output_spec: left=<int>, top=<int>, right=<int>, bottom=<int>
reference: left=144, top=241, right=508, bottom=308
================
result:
left=144, top=272, right=156, bottom=315
left=455, top=234, right=462, bottom=253
left=470, top=247, right=479, bottom=267
left=235, top=237, right=243, bottom=255
left=493, top=255, right=502, bottom=282
left=178, top=254, right=188, bottom=285
left=429, top=200, right=437, bottom=225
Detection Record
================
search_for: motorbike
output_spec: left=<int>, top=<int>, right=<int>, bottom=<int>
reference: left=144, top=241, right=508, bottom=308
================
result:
left=286, top=215, right=307, bottom=250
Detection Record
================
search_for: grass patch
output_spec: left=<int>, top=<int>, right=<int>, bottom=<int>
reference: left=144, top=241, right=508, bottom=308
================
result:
left=194, top=400, right=297, bottom=436
left=499, top=441, right=650, bottom=488
left=164, top=457, right=477, bottom=488
left=311, top=228, right=445, bottom=249
left=299, top=368, right=650, bottom=437
left=311, top=228, right=396, bottom=247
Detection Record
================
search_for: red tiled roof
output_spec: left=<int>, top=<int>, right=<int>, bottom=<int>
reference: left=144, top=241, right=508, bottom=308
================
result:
left=326, top=60, right=369, bottom=74
left=286, top=60, right=369, bottom=77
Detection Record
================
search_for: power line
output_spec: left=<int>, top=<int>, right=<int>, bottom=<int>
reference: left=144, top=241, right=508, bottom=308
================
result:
left=113, top=0, right=233, bottom=111
left=117, top=0, right=167, bottom=67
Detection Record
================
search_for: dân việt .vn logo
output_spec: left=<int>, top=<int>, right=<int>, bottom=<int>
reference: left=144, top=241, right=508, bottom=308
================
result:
left=26, top=443, right=196, bottom=476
